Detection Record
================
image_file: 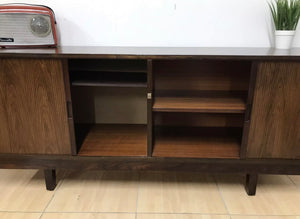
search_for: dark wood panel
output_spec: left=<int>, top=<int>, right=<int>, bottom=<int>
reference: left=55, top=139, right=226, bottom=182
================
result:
left=240, top=62, right=258, bottom=159
left=62, top=59, right=77, bottom=155
left=78, top=124, right=147, bottom=157
left=247, top=62, right=300, bottom=159
left=2, top=47, right=300, bottom=60
left=0, top=71, right=11, bottom=153
left=1, top=154, right=300, bottom=174
left=153, top=127, right=241, bottom=159
left=0, top=59, right=71, bottom=154
left=153, top=60, right=251, bottom=92
left=154, top=113, right=244, bottom=127
left=153, top=96, right=246, bottom=113
left=147, top=59, right=153, bottom=157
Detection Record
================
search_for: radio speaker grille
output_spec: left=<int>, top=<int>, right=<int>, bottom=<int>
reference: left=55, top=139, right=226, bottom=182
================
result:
left=0, top=13, right=55, bottom=46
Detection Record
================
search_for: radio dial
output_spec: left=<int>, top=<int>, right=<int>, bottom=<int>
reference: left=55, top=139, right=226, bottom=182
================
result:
left=30, top=15, right=51, bottom=37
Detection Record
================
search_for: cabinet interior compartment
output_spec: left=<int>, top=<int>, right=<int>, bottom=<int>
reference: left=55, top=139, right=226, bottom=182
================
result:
left=69, top=59, right=148, bottom=157
left=69, top=59, right=147, bottom=88
left=153, top=60, right=251, bottom=113
left=153, top=112, right=244, bottom=158
left=152, top=60, right=251, bottom=159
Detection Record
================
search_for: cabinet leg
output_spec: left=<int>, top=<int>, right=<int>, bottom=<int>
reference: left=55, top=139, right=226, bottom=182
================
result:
left=245, top=173, right=258, bottom=196
left=44, top=169, right=56, bottom=191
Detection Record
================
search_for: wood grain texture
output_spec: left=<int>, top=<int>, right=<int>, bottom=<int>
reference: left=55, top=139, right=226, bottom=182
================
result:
left=78, top=124, right=147, bottom=156
left=247, top=62, right=300, bottom=159
left=0, top=75, right=11, bottom=153
left=153, top=96, right=246, bottom=113
left=240, top=62, right=258, bottom=159
left=0, top=58, right=71, bottom=154
left=1, top=154, right=300, bottom=174
left=153, top=127, right=241, bottom=159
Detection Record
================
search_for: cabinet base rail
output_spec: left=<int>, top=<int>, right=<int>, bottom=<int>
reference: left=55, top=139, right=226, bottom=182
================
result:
left=0, top=155, right=299, bottom=196
left=1, top=155, right=299, bottom=173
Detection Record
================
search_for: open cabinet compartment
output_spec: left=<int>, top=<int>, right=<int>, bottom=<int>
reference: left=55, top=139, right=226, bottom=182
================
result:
left=152, top=59, right=252, bottom=159
left=153, top=60, right=251, bottom=113
left=69, top=59, right=147, bottom=88
left=153, top=112, right=244, bottom=158
left=69, top=59, right=148, bottom=157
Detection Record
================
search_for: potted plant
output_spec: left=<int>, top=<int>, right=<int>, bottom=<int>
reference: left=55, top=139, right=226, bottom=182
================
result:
left=269, top=0, right=300, bottom=49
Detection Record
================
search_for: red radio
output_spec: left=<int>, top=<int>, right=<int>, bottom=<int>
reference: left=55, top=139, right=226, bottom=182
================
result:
left=0, top=4, right=57, bottom=48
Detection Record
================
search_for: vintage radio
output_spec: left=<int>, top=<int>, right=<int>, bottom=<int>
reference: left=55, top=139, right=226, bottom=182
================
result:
left=0, top=4, right=57, bottom=48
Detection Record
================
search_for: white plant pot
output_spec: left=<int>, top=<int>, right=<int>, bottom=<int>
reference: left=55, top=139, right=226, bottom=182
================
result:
left=275, top=31, right=295, bottom=49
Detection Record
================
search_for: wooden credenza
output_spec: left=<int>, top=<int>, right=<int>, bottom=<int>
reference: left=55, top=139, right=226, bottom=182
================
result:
left=0, top=47, right=299, bottom=195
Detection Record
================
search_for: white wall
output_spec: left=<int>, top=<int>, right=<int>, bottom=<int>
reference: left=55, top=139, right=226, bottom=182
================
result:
left=2, top=0, right=300, bottom=47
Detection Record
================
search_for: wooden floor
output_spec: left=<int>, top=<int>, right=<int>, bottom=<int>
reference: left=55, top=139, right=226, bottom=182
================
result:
left=78, top=124, right=147, bottom=157
left=153, top=127, right=241, bottom=159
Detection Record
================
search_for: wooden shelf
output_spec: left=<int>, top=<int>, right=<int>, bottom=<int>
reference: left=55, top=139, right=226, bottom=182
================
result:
left=70, top=68, right=147, bottom=73
left=72, top=80, right=147, bottom=88
left=78, top=124, right=147, bottom=157
left=153, top=96, right=246, bottom=113
left=153, top=127, right=241, bottom=159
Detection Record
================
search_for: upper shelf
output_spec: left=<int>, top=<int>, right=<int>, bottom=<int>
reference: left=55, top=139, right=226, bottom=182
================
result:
left=1, top=46, right=300, bottom=59
left=71, top=71, right=147, bottom=88
left=69, top=59, right=147, bottom=88
left=69, top=59, right=147, bottom=73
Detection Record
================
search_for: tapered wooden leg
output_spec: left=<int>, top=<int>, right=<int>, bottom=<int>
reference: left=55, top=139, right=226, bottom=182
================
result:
left=44, top=169, right=56, bottom=191
left=245, top=173, right=258, bottom=196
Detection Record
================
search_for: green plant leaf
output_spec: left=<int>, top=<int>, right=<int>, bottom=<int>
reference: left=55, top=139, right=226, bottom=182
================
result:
left=269, top=0, right=300, bottom=30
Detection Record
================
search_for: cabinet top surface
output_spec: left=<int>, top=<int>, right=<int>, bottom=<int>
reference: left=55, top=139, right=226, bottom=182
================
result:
left=1, top=46, right=300, bottom=59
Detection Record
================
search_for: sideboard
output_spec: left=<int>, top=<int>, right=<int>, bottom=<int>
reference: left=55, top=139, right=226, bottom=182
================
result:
left=0, top=47, right=299, bottom=196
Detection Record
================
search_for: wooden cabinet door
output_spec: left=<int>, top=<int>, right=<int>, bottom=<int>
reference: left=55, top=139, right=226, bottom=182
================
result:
left=0, top=59, right=71, bottom=154
left=246, top=62, right=300, bottom=159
